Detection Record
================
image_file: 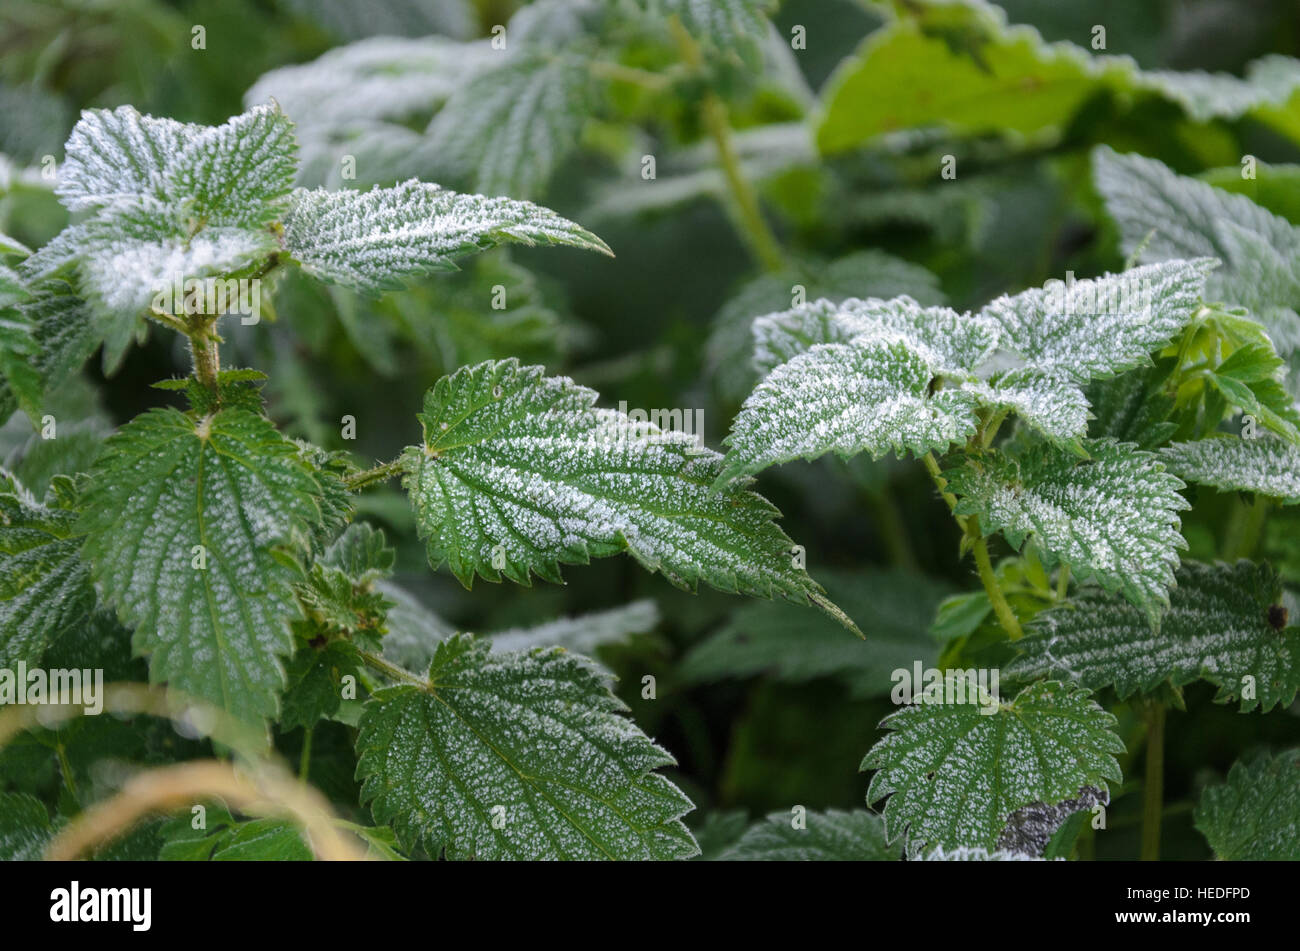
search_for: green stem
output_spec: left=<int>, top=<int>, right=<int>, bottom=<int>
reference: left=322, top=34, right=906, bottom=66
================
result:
left=969, top=517, right=1023, bottom=640
left=358, top=649, right=426, bottom=688
left=589, top=60, right=673, bottom=91
left=1140, top=703, right=1166, bottom=861
left=921, top=452, right=961, bottom=519
left=187, top=319, right=221, bottom=395
left=299, top=725, right=313, bottom=782
left=1055, top=563, right=1071, bottom=601
left=56, top=743, right=79, bottom=803
left=868, top=485, right=920, bottom=573
left=343, top=458, right=406, bottom=491
left=669, top=17, right=784, bottom=272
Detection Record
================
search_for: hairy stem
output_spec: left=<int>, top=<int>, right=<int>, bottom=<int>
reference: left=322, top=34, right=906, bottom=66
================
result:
left=969, top=517, right=1023, bottom=640
left=359, top=649, right=426, bottom=688
left=188, top=318, right=221, bottom=395
left=343, top=457, right=406, bottom=491
left=669, top=17, right=784, bottom=272
left=1140, top=703, right=1166, bottom=861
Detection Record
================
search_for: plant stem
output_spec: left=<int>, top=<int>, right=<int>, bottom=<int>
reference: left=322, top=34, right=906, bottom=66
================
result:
left=1140, top=703, right=1166, bottom=861
left=669, top=17, right=784, bottom=272
left=358, top=649, right=426, bottom=688
left=343, top=458, right=406, bottom=491
left=187, top=318, right=220, bottom=395
left=868, top=485, right=919, bottom=573
left=921, top=451, right=961, bottom=518
left=1055, top=563, right=1071, bottom=600
left=969, top=517, right=1023, bottom=640
left=589, top=60, right=673, bottom=91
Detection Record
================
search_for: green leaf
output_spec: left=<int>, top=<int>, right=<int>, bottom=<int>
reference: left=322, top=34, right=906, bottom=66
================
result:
left=280, top=638, right=363, bottom=732
left=718, top=809, right=900, bottom=861
left=55, top=104, right=200, bottom=210
left=1007, top=560, right=1299, bottom=712
left=356, top=633, right=698, bottom=859
left=0, top=791, right=54, bottom=860
left=281, top=180, right=611, bottom=295
left=948, top=439, right=1189, bottom=624
left=158, top=802, right=312, bottom=861
left=979, top=259, right=1216, bottom=384
left=489, top=599, right=659, bottom=655
left=1195, top=748, right=1300, bottom=860
left=80, top=408, right=326, bottom=729
left=863, top=679, right=1124, bottom=853
left=401, top=360, right=854, bottom=631
left=0, top=471, right=95, bottom=667
left=1161, top=437, right=1300, bottom=503
left=718, top=336, right=980, bottom=484
left=640, top=0, right=775, bottom=67
left=960, top=370, right=1089, bottom=445
left=680, top=568, right=952, bottom=699
left=426, top=55, right=589, bottom=199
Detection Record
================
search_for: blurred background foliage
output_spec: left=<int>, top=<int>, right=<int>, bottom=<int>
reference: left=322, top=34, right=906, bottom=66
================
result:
left=2, top=0, right=1299, bottom=859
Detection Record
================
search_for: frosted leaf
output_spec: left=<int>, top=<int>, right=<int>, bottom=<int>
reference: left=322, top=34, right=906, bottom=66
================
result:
left=0, top=471, right=95, bottom=667
left=680, top=568, right=952, bottom=700
left=863, top=679, right=1124, bottom=854
left=705, top=250, right=946, bottom=403
left=279, top=0, right=477, bottom=41
left=1006, top=560, right=1299, bottom=712
left=168, top=103, right=298, bottom=228
left=978, top=258, right=1216, bottom=384
left=490, top=599, right=659, bottom=655
left=0, top=792, right=54, bottom=861
left=80, top=408, right=327, bottom=730
left=400, top=360, right=856, bottom=632
left=282, top=180, right=611, bottom=295
left=919, top=846, right=1045, bottom=861
left=1213, top=220, right=1300, bottom=355
left=55, top=105, right=201, bottom=210
left=752, top=295, right=998, bottom=378
left=1194, top=748, right=1300, bottom=860
left=960, top=369, right=1089, bottom=445
left=356, top=633, right=698, bottom=860
left=947, top=439, right=1189, bottom=626
left=634, top=0, right=775, bottom=66
left=425, top=54, right=590, bottom=199
left=1161, top=436, right=1300, bottom=504
left=718, top=337, right=980, bottom=484
left=718, top=809, right=900, bottom=861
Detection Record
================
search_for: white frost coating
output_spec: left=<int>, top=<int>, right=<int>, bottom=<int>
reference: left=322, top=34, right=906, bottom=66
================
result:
left=490, top=599, right=660, bottom=655
left=719, top=809, right=899, bottom=861
left=949, top=438, right=1189, bottom=625
left=1137, top=55, right=1300, bottom=122
left=960, top=369, right=1089, bottom=444
left=80, top=408, right=325, bottom=727
left=751, top=295, right=998, bottom=377
left=282, top=180, right=610, bottom=294
left=401, top=359, right=849, bottom=627
left=356, top=634, right=698, bottom=860
left=1161, top=437, right=1300, bottom=504
left=919, top=846, right=1047, bottom=861
left=721, top=337, right=980, bottom=483
left=863, top=679, right=1124, bottom=853
left=979, top=258, right=1216, bottom=384
left=1008, top=560, right=1298, bottom=712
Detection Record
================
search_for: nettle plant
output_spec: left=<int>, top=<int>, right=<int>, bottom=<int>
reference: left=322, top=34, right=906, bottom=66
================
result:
left=0, top=102, right=864, bottom=860
left=713, top=146, right=1300, bottom=861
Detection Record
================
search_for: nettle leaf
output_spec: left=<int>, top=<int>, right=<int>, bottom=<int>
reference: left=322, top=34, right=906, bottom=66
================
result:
left=0, top=471, right=95, bottom=667
left=752, top=296, right=999, bottom=378
left=80, top=408, right=326, bottom=729
left=0, top=791, right=54, bottom=860
left=979, top=259, right=1216, bottom=384
left=863, top=680, right=1124, bottom=853
left=426, top=55, right=589, bottom=200
left=1194, top=748, right=1300, bottom=860
left=158, top=802, right=311, bottom=861
left=948, top=439, right=1189, bottom=624
left=356, top=633, right=698, bottom=860
left=281, top=180, right=610, bottom=295
left=1007, top=560, right=1300, bottom=712
left=401, top=360, right=853, bottom=630
left=718, top=337, right=980, bottom=484
left=718, top=809, right=900, bottom=861
left=960, top=370, right=1089, bottom=445
left=638, top=0, right=775, bottom=65
left=55, top=105, right=198, bottom=210
left=1093, top=146, right=1300, bottom=268
left=489, top=599, right=659, bottom=655
left=1161, top=437, right=1300, bottom=503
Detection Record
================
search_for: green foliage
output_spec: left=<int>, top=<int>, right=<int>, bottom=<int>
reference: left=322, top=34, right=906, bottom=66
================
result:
left=356, top=634, right=697, bottom=860
left=1194, top=748, right=1300, bottom=860
left=719, top=809, right=900, bottom=860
